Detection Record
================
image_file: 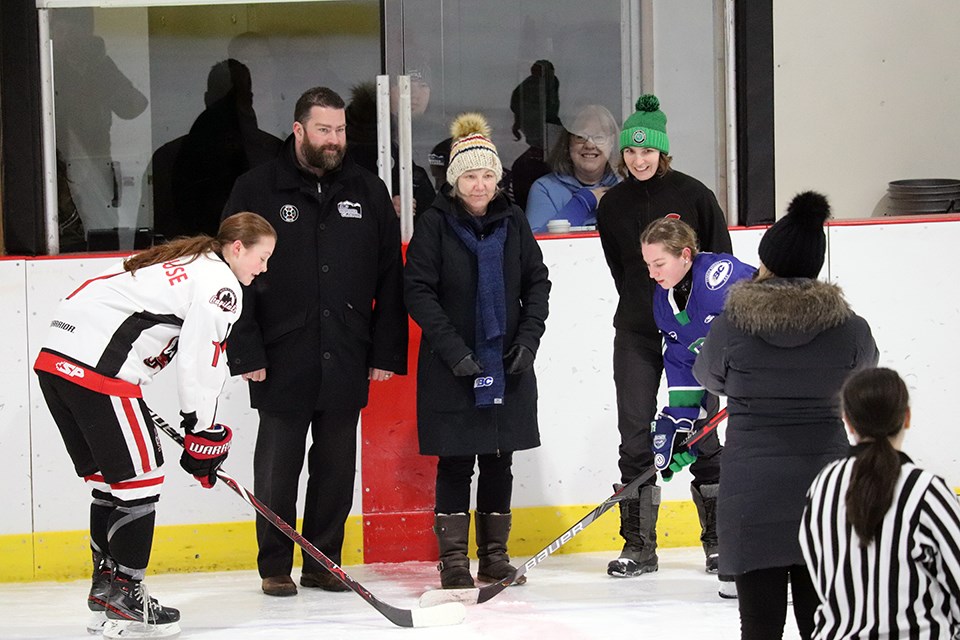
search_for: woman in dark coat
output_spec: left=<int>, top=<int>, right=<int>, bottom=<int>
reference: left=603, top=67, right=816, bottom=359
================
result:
left=693, top=192, right=878, bottom=640
left=404, top=113, right=551, bottom=589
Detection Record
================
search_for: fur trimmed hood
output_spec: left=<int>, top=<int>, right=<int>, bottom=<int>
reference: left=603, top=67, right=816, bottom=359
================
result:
left=723, top=278, right=853, bottom=348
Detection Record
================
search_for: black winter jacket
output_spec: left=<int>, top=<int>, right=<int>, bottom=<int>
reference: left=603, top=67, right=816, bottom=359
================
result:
left=404, top=191, right=550, bottom=456
left=222, top=137, right=408, bottom=412
left=597, top=170, right=731, bottom=336
left=693, top=278, right=879, bottom=575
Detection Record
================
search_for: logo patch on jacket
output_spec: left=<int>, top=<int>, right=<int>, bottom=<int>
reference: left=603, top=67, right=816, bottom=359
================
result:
left=338, top=200, right=362, bottom=218
left=210, top=288, right=238, bottom=313
left=280, top=204, right=299, bottom=222
left=705, top=260, right=733, bottom=291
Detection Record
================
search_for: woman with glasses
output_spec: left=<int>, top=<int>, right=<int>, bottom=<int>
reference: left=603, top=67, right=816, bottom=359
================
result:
left=525, top=104, right=621, bottom=233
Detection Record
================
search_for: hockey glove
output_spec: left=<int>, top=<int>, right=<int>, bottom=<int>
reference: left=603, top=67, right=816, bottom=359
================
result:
left=180, top=424, right=232, bottom=488
left=452, top=353, right=483, bottom=377
left=504, top=344, right=535, bottom=374
left=651, top=407, right=700, bottom=481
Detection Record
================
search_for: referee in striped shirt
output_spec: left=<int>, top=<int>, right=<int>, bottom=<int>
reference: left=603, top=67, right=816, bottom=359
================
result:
left=801, top=367, right=960, bottom=639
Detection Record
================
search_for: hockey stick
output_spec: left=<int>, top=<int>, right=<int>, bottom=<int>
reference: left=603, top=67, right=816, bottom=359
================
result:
left=150, top=410, right=465, bottom=628
left=419, top=407, right=729, bottom=607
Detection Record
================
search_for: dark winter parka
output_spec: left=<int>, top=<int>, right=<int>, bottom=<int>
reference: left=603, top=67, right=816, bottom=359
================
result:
left=222, top=136, right=408, bottom=412
left=693, top=277, right=878, bottom=575
left=404, top=191, right=550, bottom=456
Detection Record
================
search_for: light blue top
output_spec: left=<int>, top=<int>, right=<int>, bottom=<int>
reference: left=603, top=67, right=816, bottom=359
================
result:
left=525, top=170, right=620, bottom=232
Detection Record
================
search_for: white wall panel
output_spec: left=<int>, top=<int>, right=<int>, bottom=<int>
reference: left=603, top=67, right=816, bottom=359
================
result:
left=0, top=261, right=30, bottom=536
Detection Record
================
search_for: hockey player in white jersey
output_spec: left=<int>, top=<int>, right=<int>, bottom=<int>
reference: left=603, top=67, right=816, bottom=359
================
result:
left=34, top=212, right=276, bottom=639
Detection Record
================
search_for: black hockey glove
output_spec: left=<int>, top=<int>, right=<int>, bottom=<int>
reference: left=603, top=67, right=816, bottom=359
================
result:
left=503, top=344, right=535, bottom=374
left=180, top=423, right=232, bottom=488
left=452, top=353, right=483, bottom=377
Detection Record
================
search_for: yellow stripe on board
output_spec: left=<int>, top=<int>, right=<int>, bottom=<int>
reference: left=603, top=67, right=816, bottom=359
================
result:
left=1, top=500, right=704, bottom=583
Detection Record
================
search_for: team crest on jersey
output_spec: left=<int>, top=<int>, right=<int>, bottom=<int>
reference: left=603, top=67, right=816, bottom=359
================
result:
left=705, top=260, right=733, bottom=291
left=632, top=129, right=646, bottom=144
left=279, top=204, right=299, bottom=222
left=210, top=288, right=238, bottom=313
left=338, top=200, right=362, bottom=219
left=653, top=434, right=667, bottom=449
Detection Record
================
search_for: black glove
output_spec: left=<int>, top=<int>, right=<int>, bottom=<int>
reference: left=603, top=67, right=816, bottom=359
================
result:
left=504, top=344, right=535, bottom=374
left=452, top=353, right=483, bottom=377
left=180, top=423, right=232, bottom=488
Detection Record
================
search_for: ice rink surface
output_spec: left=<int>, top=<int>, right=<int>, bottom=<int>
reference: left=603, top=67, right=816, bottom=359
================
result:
left=1, top=548, right=802, bottom=639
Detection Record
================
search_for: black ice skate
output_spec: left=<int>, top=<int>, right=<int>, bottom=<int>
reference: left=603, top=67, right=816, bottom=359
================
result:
left=103, top=578, right=181, bottom=639
left=606, top=554, right=659, bottom=577
left=86, top=552, right=114, bottom=634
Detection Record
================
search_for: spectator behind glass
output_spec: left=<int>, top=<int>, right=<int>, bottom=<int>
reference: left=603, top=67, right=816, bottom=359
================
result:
left=693, top=192, right=879, bottom=640
left=404, top=112, right=551, bottom=590
left=345, top=80, right=437, bottom=219
left=508, top=59, right=563, bottom=210
left=526, top=104, right=621, bottom=233
left=163, top=59, right=282, bottom=238
left=801, top=367, right=960, bottom=640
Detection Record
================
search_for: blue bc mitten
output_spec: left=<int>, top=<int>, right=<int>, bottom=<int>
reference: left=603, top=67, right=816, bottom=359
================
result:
left=651, top=406, right=701, bottom=481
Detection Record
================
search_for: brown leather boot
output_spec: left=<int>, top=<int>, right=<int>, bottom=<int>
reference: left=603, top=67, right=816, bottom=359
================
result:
left=434, top=513, right=474, bottom=589
left=261, top=575, right=297, bottom=597
left=475, top=512, right=526, bottom=585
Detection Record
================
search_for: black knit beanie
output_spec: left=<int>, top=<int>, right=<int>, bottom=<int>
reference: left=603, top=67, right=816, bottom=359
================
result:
left=758, top=191, right=831, bottom=278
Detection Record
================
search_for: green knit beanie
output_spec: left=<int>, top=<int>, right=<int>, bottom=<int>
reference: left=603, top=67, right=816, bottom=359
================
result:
left=619, top=94, right=669, bottom=153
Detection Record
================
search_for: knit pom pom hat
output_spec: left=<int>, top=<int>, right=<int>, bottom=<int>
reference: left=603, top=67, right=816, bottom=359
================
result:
left=619, top=94, right=669, bottom=153
left=446, top=112, right=503, bottom=187
left=758, top=191, right=832, bottom=279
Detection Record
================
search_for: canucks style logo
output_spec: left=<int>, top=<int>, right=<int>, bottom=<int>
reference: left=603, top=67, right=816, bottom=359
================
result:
left=632, top=129, right=646, bottom=144
left=279, top=204, right=299, bottom=222
left=338, top=200, right=362, bottom=219
left=705, top=259, right=733, bottom=291
left=209, top=287, right=238, bottom=313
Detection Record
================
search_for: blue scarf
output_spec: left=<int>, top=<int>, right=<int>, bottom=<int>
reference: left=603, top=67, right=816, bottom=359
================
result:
left=448, top=213, right=508, bottom=407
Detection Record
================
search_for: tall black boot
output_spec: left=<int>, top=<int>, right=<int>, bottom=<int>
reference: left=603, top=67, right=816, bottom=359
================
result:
left=691, top=483, right=719, bottom=573
left=434, top=513, right=474, bottom=589
left=475, top=512, right=526, bottom=586
left=607, top=485, right=660, bottom=577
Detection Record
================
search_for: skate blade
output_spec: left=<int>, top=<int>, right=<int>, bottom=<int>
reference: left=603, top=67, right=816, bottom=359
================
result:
left=103, top=620, right=181, bottom=639
left=87, top=611, right=107, bottom=634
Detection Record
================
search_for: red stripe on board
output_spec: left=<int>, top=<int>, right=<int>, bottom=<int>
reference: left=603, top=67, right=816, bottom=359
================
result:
left=120, top=397, right=152, bottom=473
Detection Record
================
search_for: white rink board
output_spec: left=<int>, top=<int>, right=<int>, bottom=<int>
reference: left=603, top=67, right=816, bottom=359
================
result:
left=5, top=220, right=959, bottom=539
left=828, top=221, right=960, bottom=486
left=0, top=261, right=29, bottom=536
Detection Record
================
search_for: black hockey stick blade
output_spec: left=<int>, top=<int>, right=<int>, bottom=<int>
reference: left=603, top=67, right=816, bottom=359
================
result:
left=150, top=410, right=465, bottom=628
left=419, top=407, right=729, bottom=608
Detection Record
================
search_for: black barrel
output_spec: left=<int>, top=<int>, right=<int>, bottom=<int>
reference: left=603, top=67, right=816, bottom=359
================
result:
left=887, top=179, right=960, bottom=215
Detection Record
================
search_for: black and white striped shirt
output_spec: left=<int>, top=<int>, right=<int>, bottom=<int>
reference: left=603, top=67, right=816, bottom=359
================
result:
left=800, top=449, right=960, bottom=639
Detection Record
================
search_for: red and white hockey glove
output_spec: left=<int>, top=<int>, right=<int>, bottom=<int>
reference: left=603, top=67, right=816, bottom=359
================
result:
left=180, top=424, right=232, bottom=488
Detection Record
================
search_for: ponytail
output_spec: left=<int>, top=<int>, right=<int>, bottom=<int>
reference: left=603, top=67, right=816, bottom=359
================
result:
left=841, top=367, right=909, bottom=546
left=124, top=212, right=275, bottom=275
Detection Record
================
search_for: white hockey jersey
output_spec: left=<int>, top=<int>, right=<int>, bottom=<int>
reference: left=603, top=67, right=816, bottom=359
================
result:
left=35, top=251, right=241, bottom=430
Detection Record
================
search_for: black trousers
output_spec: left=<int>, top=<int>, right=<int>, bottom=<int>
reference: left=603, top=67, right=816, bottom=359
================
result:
left=735, top=565, right=818, bottom=640
left=613, top=329, right=721, bottom=488
left=435, top=453, right=514, bottom=514
left=253, top=406, right=360, bottom=578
